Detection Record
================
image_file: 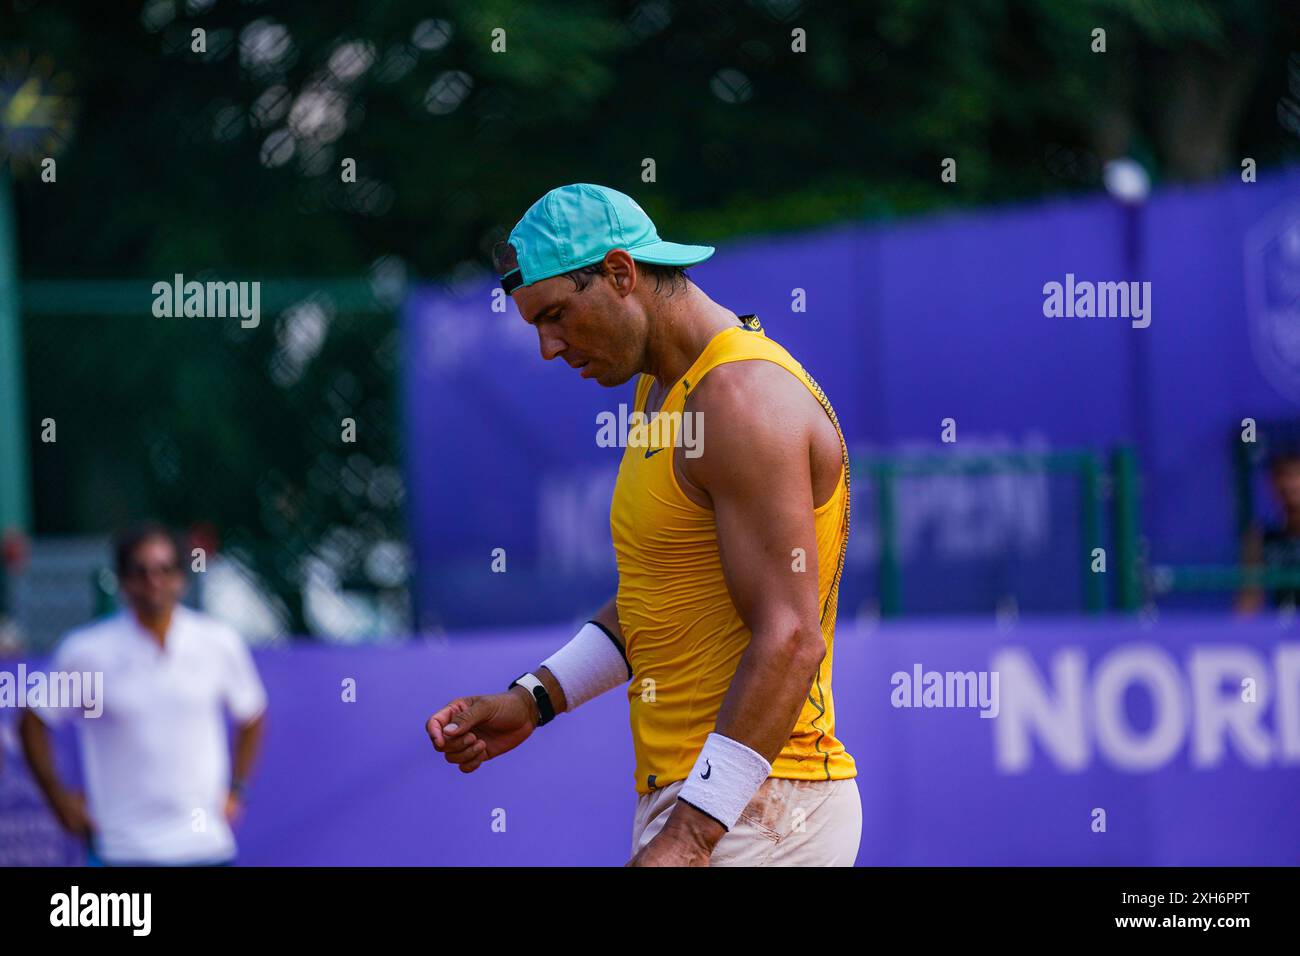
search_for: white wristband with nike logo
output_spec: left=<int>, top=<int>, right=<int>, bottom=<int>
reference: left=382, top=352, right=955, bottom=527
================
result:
left=676, top=732, right=772, bottom=831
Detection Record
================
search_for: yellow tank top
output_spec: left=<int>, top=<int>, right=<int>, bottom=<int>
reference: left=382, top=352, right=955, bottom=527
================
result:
left=610, top=316, right=856, bottom=794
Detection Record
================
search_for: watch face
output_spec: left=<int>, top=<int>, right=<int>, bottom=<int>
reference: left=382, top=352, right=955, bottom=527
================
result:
left=528, top=684, right=553, bottom=722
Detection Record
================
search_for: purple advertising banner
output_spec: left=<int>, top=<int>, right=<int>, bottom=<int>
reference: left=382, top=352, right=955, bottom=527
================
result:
left=4, top=615, right=1296, bottom=865
left=403, top=168, right=1300, bottom=627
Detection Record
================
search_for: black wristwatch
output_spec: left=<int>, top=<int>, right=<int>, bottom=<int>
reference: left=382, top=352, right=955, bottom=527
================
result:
left=509, top=672, right=556, bottom=726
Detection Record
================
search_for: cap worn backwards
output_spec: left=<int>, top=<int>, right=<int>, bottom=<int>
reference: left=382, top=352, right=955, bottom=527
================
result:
left=498, top=183, right=714, bottom=293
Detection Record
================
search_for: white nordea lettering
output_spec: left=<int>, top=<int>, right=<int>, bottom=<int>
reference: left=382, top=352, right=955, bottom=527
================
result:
left=992, top=643, right=1300, bottom=773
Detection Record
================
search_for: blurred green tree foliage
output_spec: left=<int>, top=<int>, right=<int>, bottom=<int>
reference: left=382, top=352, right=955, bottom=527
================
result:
left=1, top=0, right=1294, bottom=635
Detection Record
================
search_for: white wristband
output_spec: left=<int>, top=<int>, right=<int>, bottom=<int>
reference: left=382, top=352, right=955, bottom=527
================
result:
left=540, top=621, right=631, bottom=712
left=676, top=732, right=772, bottom=831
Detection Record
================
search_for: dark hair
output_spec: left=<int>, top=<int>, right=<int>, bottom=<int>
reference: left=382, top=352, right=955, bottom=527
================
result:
left=563, top=260, right=691, bottom=297
left=113, top=523, right=186, bottom=576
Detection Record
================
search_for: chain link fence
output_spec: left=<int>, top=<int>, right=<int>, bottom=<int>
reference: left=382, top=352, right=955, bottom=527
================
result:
left=4, top=276, right=411, bottom=651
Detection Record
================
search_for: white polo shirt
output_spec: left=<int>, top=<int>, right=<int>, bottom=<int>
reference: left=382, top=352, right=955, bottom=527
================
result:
left=36, top=605, right=267, bottom=864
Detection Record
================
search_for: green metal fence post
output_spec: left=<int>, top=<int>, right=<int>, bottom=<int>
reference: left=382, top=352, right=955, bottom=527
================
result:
left=874, top=461, right=902, bottom=618
left=1080, top=453, right=1104, bottom=614
left=1112, top=446, right=1141, bottom=612
left=0, top=166, right=31, bottom=537
left=1232, top=432, right=1254, bottom=541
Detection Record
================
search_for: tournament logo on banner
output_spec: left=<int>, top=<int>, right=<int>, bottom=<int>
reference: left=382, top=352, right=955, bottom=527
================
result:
left=1246, top=203, right=1300, bottom=404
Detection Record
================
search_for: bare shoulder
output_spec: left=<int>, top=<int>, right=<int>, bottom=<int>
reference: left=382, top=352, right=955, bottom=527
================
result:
left=685, top=358, right=814, bottom=429
left=681, top=360, right=817, bottom=491
left=683, top=357, right=844, bottom=508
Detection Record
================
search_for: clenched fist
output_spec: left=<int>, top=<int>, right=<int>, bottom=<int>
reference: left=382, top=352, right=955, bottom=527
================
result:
left=425, top=689, right=539, bottom=774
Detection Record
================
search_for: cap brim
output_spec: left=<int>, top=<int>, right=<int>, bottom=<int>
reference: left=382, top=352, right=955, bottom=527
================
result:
left=627, top=239, right=715, bottom=267
left=508, top=239, right=715, bottom=292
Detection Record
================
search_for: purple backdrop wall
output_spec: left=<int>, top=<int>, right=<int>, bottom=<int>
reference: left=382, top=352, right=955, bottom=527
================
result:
left=404, top=168, right=1300, bottom=628
left=6, top=615, right=1296, bottom=866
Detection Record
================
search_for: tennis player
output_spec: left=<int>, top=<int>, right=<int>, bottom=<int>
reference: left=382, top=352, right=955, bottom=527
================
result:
left=426, top=184, right=859, bottom=866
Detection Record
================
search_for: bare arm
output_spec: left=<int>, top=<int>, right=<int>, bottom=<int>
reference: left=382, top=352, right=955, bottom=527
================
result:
left=19, top=709, right=94, bottom=838
left=223, top=711, right=266, bottom=823
left=590, top=594, right=625, bottom=651
left=231, top=712, right=266, bottom=789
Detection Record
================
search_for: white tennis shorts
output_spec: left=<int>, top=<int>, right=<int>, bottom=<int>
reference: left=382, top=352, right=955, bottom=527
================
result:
left=630, top=775, right=862, bottom=866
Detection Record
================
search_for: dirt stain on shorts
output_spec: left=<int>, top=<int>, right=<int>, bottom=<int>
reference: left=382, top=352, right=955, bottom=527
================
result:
left=739, top=778, right=834, bottom=843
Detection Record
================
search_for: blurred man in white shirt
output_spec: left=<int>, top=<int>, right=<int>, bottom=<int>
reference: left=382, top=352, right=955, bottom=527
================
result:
left=19, top=524, right=267, bottom=865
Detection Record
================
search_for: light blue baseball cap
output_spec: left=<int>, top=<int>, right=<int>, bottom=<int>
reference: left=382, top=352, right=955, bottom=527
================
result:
left=495, top=183, right=714, bottom=293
